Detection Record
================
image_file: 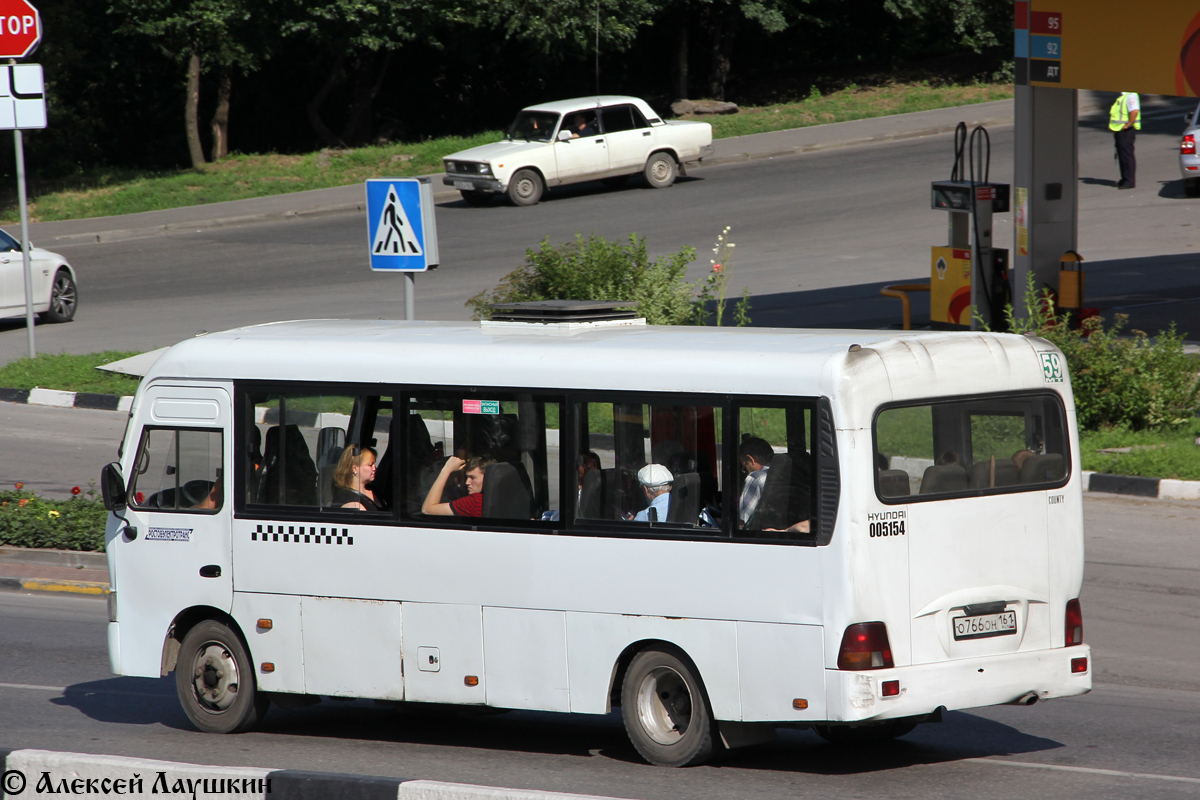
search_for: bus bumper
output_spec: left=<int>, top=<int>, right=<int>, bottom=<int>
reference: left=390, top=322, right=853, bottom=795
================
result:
left=823, top=644, right=1092, bottom=723
left=107, top=622, right=121, bottom=674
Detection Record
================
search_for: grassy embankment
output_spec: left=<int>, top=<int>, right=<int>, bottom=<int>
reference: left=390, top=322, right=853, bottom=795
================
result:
left=3, top=82, right=1011, bottom=224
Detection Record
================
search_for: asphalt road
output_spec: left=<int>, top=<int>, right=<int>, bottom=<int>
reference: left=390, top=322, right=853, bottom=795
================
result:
left=1, top=494, right=1198, bottom=799
left=1, top=96, right=1198, bottom=365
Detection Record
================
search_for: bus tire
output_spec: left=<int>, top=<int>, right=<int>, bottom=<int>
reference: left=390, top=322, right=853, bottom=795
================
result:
left=813, top=718, right=918, bottom=745
left=507, top=169, right=543, bottom=206
left=176, top=620, right=268, bottom=734
left=621, top=647, right=716, bottom=767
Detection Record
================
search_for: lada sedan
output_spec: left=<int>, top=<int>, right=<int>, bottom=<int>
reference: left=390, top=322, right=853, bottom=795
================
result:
left=443, top=96, right=714, bottom=206
left=0, top=227, right=78, bottom=324
left=1182, top=102, right=1200, bottom=197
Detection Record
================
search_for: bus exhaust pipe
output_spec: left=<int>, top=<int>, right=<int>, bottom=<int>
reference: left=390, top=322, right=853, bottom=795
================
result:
left=1011, top=692, right=1039, bottom=706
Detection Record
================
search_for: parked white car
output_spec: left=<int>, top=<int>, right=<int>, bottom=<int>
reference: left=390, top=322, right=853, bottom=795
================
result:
left=0, top=227, right=78, bottom=324
left=443, top=96, right=715, bottom=206
left=1181, top=101, right=1200, bottom=197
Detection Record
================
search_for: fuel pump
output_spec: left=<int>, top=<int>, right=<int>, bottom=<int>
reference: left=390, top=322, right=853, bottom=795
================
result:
left=930, top=123, right=1010, bottom=330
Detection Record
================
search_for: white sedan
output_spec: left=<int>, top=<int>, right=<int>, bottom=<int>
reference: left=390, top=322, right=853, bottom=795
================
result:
left=1182, top=102, right=1200, bottom=198
left=0, top=227, right=78, bottom=323
left=443, top=96, right=714, bottom=206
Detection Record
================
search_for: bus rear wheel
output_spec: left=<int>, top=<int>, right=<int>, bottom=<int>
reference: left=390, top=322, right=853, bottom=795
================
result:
left=621, top=647, right=716, bottom=767
left=176, top=620, right=268, bottom=734
left=813, top=718, right=918, bottom=745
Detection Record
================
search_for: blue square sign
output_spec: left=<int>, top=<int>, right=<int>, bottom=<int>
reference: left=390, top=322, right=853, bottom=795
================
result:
left=365, top=178, right=438, bottom=272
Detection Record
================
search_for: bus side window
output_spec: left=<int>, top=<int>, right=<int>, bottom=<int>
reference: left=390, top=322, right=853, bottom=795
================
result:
left=402, top=391, right=561, bottom=523
left=574, top=400, right=720, bottom=529
left=243, top=391, right=364, bottom=510
left=130, top=428, right=223, bottom=512
left=736, top=404, right=814, bottom=539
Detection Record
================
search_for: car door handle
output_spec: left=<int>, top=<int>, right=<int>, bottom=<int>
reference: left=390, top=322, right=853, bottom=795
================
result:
left=643, top=131, right=651, bottom=136
left=595, top=139, right=604, bottom=143
left=199, top=565, right=222, bottom=578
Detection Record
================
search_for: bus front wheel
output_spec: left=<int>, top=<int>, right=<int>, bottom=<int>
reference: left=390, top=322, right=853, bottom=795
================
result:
left=176, top=620, right=269, bottom=734
left=621, top=647, right=716, bottom=767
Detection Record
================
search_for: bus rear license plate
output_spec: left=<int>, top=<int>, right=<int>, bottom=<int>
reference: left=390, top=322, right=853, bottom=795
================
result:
left=454, top=181, right=474, bottom=190
left=953, top=610, right=1017, bottom=640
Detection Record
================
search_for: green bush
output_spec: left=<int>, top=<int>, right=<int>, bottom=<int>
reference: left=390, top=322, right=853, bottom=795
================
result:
left=0, top=486, right=107, bottom=552
left=467, top=233, right=698, bottom=325
left=999, top=277, right=1200, bottom=431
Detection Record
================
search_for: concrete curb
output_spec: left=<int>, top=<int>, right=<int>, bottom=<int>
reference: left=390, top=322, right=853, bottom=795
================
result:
left=1082, top=471, right=1200, bottom=501
left=0, top=386, right=132, bottom=412
left=0, top=577, right=108, bottom=595
left=0, top=749, right=629, bottom=800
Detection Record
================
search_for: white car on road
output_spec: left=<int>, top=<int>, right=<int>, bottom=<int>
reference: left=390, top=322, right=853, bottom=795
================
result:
left=1181, top=101, right=1200, bottom=197
left=0, top=227, right=78, bottom=324
left=443, top=96, right=715, bottom=206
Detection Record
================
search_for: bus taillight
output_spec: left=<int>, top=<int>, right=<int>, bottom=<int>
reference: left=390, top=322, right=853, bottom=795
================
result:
left=837, top=622, right=894, bottom=670
left=1065, top=599, right=1083, bottom=646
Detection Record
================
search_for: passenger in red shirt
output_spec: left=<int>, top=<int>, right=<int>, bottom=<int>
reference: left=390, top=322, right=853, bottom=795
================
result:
left=421, top=454, right=494, bottom=517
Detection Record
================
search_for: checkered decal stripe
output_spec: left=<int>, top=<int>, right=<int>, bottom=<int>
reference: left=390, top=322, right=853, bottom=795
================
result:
left=252, top=524, right=353, bottom=545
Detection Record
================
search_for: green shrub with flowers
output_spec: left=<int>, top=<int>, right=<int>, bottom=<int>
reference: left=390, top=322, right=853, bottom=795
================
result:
left=467, top=227, right=751, bottom=326
left=0, top=482, right=108, bottom=552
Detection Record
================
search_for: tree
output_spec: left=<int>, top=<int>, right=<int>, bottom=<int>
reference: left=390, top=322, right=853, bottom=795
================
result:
left=883, top=0, right=1011, bottom=53
left=650, top=0, right=809, bottom=101
left=278, top=0, right=458, bottom=147
left=471, top=0, right=655, bottom=93
left=109, top=0, right=260, bottom=166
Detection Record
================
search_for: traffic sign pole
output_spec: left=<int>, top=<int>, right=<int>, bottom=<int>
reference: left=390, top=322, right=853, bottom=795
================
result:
left=0, top=0, right=44, bottom=357
left=405, top=274, right=415, bottom=320
left=15, top=125, right=33, bottom=356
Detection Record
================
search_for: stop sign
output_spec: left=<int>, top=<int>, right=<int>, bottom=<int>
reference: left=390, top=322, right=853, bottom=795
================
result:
left=0, top=0, right=40, bottom=59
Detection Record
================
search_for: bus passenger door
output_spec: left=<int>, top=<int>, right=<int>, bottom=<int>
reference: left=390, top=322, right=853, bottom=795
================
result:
left=111, top=386, right=233, bottom=678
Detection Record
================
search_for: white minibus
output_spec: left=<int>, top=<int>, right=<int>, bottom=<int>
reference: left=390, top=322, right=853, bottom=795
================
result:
left=100, top=317, right=1091, bottom=767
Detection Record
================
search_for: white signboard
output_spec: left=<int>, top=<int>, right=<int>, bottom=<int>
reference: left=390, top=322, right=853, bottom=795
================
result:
left=0, top=63, right=44, bottom=129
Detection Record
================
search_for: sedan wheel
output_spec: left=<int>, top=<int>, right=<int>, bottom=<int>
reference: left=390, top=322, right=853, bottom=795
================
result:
left=507, top=169, right=544, bottom=206
left=644, top=153, right=678, bottom=189
left=40, top=269, right=77, bottom=323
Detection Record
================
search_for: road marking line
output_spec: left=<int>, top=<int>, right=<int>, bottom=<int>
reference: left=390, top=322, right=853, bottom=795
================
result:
left=0, top=682, right=67, bottom=691
left=972, top=757, right=1200, bottom=784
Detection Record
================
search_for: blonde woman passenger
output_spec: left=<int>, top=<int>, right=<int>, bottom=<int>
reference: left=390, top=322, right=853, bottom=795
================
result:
left=333, top=445, right=384, bottom=511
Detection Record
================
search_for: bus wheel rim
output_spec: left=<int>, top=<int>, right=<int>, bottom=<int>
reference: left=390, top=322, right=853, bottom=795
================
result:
left=191, top=641, right=240, bottom=712
left=635, top=665, right=692, bottom=745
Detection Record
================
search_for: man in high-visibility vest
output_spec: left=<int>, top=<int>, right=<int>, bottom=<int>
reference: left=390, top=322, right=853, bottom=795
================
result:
left=1109, top=91, right=1140, bottom=189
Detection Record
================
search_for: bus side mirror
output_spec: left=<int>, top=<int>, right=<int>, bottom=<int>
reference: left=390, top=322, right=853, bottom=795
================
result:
left=101, top=462, right=127, bottom=512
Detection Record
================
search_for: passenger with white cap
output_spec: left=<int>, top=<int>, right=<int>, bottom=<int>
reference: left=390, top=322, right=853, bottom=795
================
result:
left=632, top=463, right=673, bottom=522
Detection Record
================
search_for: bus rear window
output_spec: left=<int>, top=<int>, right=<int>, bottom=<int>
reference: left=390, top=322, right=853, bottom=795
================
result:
left=874, top=393, right=1069, bottom=501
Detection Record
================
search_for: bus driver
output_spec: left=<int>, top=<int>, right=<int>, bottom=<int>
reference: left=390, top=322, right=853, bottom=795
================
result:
left=422, top=455, right=495, bottom=517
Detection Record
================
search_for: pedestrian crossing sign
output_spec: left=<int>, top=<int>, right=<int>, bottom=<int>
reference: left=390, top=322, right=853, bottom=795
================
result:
left=365, top=178, right=439, bottom=272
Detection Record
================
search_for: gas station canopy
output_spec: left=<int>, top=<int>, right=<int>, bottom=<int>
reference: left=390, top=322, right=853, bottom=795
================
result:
left=1017, top=0, right=1200, bottom=97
